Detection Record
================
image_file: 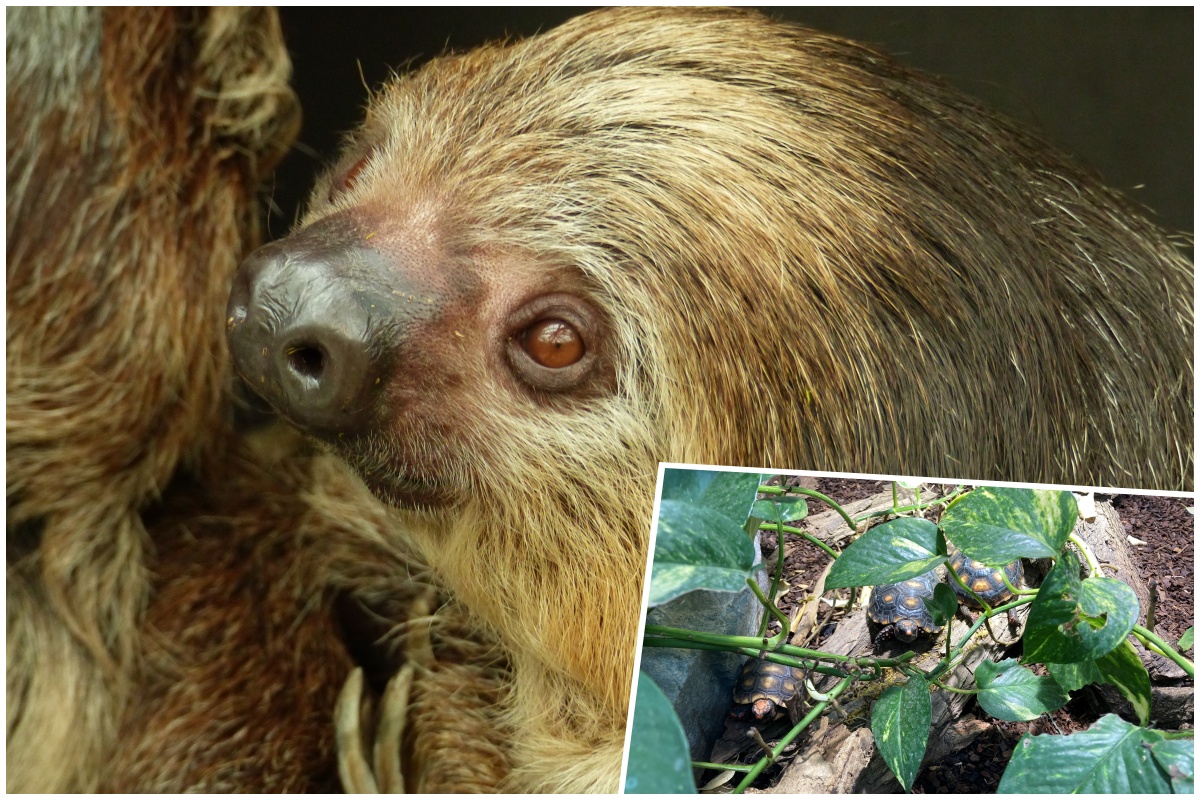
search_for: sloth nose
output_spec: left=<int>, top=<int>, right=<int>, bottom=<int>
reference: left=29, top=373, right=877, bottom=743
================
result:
left=226, top=238, right=393, bottom=439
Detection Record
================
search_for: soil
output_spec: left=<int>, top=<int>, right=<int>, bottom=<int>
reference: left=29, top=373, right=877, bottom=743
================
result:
left=752, top=476, right=1194, bottom=794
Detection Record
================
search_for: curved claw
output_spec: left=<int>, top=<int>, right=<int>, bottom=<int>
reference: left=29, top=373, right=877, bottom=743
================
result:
left=336, top=668, right=379, bottom=793
left=374, top=664, right=415, bottom=793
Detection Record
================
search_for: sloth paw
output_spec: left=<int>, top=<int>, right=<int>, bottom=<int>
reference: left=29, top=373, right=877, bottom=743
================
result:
left=335, top=665, right=414, bottom=793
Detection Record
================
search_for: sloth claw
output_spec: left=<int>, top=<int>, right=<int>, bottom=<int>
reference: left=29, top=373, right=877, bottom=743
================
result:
left=374, top=664, right=415, bottom=793
left=335, top=662, right=418, bottom=792
left=335, top=668, right=379, bottom=793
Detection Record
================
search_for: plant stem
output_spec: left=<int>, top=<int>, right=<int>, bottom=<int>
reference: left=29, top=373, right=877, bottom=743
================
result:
left=946, top=560, right=992, bottom=613
left=747, top=578, right=790, bottom=649
left=853, top=485, right=968, bottom=524
left=758, top=485, right=856, bottom=530
left=927, top=596, right=1031, bottom=683
left=692, top=761, right=752, bottom=773
left=1132, top=624, right=1195, bottom=677
left=1067, top=531, right=1104, bottom=577
left=642, top=637, right=854, bottom=678
left=757, top=504, right=787, bottom=638
left=1161, top=730, right=1195, bottom=740
left=732, top=674, right=857, bottom=793
left=758, top=521, right=840, bottom=560
left=642, top=624, right=916, bottom=669
left=932, top=681, right=978, bottom=695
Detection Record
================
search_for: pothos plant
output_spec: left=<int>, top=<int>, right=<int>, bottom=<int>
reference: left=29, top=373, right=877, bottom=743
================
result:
left=626, top=468, right=1194, bottom=794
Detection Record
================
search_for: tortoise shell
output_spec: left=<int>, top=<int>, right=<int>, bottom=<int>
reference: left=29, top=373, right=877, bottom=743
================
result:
left=730, top=657, right=803, bottom=721
left=867, top=568, right=942, bottom=643
left=949, top=551, right=1022, bottom=607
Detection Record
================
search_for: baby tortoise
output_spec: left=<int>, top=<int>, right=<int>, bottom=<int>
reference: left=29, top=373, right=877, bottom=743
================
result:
left=730, top=657, right=804, bottom=722
left=949, top=550, right=1022, bottom=626
left=867, top=568, right=942, bottom=644
left=948, top=551, right=1022, bottom=606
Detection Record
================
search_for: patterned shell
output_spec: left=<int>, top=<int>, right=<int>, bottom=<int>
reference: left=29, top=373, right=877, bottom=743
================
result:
left=730, top=657, right=803, bottom=721
left=867, top=568, right=942, bottom=643
left=949, top=551, right=1022, bottom=606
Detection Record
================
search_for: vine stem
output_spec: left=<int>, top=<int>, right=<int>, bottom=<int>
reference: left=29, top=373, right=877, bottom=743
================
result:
left=757, top=503, right=788, bottom=638
left=732, top=674, right=857, bottom=793
left=758, top=521, right=839, bottom=560
left=642, top=624, right=916, bottom=669
left=642, top=637, right=853, bottom=679
left=1132, top=624, right=1195, bottom=677
left=692, top=761, right=752, bottom=773
left=757, top=485, right=856, bottom=530
left=1067, top=531, right=1104, bottom=577
left=927, top=596, right=1032, bottom=683
left=747, top=577, right=790, bottom=649
left=932, top=681, right=978, bottom=695
left=854, top=485, right=968, bottom=525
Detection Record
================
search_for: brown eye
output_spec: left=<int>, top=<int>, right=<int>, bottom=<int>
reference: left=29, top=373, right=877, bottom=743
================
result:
left=520, top=319, right=584, bottom=368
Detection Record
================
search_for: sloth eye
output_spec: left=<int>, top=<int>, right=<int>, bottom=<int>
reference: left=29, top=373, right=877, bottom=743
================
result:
left=520, top=319, right=584, bottom=368
left=505, top=294, right=607, bottom=394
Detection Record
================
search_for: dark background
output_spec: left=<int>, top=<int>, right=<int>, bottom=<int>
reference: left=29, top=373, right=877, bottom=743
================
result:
left=269, top=7, right=1192, bottom=243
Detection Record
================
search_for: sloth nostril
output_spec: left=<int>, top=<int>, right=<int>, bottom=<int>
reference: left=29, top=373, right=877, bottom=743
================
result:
left=286, top=343, right=326, bottom=383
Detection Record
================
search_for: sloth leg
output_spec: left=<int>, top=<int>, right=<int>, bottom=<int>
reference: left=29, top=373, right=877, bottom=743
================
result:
left=336, top=596, right=512, bottom=792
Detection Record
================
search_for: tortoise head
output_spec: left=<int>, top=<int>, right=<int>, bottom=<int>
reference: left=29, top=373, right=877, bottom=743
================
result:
left=730, top=697, right=780, bottom=722
left=750, top=697, right=779, bottom=721
left=894, top=619, right=920, bottom=642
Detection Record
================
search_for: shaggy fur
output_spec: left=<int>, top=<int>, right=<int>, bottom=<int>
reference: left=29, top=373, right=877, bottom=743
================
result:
left=6, top=7, right=302, bottom=791
left=247, top=7, right=1191, bottom=792
left=101, top=436, right=484, bottom=791
left=8, top=10, right=510, bottom=789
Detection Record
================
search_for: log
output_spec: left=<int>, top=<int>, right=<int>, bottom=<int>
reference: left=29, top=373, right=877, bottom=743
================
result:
left=1073, top=499, right=1192, bottom=725
left=1075, top=500, right=1186, bottom=681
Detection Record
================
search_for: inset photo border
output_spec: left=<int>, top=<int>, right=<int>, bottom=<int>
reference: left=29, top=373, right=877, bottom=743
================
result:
left=621, top=465, right=1194, bottom=794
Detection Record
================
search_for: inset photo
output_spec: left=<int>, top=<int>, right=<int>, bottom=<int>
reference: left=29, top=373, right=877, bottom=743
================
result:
left=623, top=467, right=1194, bottom=794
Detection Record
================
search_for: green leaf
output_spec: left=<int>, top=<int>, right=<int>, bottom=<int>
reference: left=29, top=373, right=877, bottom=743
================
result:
left=751, top=497, right=808, bottom=523
left=660, top=468, right=714, bottom=503
left=1180, top=626, right=1194, bottom=652
left=997, top=714, right=1173, bottom=793
left=1048, top=639, right=1152, bottom=726
left=826, top=518, right=943, bottom=589
left=662, top=468, right=765, bottom=524
left=648, top=500, right=757, bottom=606
left=871, top=675, right=931, bottom=792
left=696, top=471, right=767, bottom=525
left=941, top=487, right=1076, bottom=563
left=975, top=658, right=1070, bottom=722
left=624, top=673, right=697, bottom=794
left=1023, top=550, right=1139, bottom=664
left=1150, top=739, right=1194, bottom=794
left=928, top=583, right=959, bottom=627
